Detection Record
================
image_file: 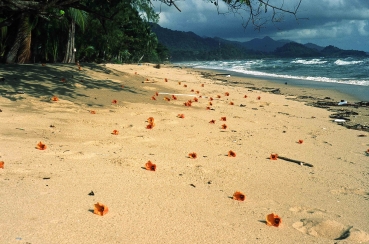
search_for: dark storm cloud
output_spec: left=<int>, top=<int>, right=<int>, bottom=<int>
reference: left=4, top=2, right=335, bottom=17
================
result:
left=152, top=0, right=369, bottom=51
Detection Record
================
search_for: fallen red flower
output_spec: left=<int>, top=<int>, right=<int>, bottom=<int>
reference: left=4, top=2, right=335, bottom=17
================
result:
left=188, top=152, right=197, bottom=159
left=233, top=191, right=245, bottom=201
left=228, top=150, right=236, bottom=157
left=36, top=141, right=47, bottom=150
left=266, top=213, right=282, bottom=227
left=270, top=153, right=278, bottom=160
left=145, top=161, right=156, bottom=171
left=94, top=202, right=109, bottom=216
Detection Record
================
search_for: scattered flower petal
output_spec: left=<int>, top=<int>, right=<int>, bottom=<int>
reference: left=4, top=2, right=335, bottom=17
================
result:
left=171, top=95, right=177, bottom=100
left=201, top=84, right=204, bottom=87
left=244, top=95, right=248, bottom=98
left=165, top=78, right=168, bottom=82
left=51, top=96, right=59, bottom=101
left=90, top=110, right=96, bottom=114
left=229, top=102, right=234, bottom=105
left=209, top=119, right=216, bottom=124
left=220, top=117, right=226, bottom=121
left=177, top=114, right=185, bottom=118
left=221, top=124, right=227, bottom=129
left=112, top=99, right=118, bottom=104
left=298, top=139, right=304, bottom=144
left=257, top=96, right=261, bottom=100
left=225, top=92, right=230, bottom=96
left=0, top=161, right=4, bottom=169
left=112, top=130, right=119, bottom=135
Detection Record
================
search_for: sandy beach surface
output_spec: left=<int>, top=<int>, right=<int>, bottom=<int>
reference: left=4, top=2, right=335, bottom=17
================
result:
left=0, top=63, right=368, bottom=244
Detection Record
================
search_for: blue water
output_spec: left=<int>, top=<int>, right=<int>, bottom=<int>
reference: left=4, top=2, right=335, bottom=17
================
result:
left=176, top=57, right=369, bottom=101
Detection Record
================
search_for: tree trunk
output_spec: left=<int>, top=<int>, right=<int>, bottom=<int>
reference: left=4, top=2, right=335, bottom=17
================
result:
left=6, top=14, right=31, bottom=64
left=62, top=19, right=76, bottom=63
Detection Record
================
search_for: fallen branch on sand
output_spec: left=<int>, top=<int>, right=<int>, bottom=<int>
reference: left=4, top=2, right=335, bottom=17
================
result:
left=278, top=156, right=314, bottom=167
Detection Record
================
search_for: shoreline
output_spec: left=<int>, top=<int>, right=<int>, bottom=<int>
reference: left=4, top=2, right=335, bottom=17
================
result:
left=180, top=66, right=369, bottom=102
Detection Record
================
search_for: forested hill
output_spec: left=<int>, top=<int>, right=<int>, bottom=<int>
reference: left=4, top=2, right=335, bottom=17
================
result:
left=150, top=23, right=368, bottom=61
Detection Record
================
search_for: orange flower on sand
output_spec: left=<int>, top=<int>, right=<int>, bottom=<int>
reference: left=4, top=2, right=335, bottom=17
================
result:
left=171, top=95, right=177, bottom=100
left=201, top=84, right=204, bottom=87
left=145, top=161, right=156, bottom=171
left=206, top=107, right=211, bottom=110
left=209, top=120, right=216, bottom=124
left=165, top=78, right=168, bottom=82
left=112, top=130, right=119, bottom=135
left=196, top=91, right=200, bottom=94
left=184, top=101, right=192, bottom=107
left=233, top=191, right=245, bottom=201
left=228, top=150, right=236, bottom=157
left=366, top=149, right=369, bottom=154
left=0, top=161, right=4, bottom=169
left=164, top=97, right=171, bottom=101
left=225, top=92, right=230, bottom=96
left=244, top=95, right=248, bottom=98
left=90, top=110, right=96, bottom=114
left=193, top=97, right=198, bottom=102
left=298, top=139, right=304, bottom=144
left=112, top=99, right=118, bottom=104
left=191, top=89, right=194, bottom=92
left=188, top=152, right=197, bottom=159
left=209, top=102, right=213, bottom=106
left=257, top=96, right=261, bottom=100
left=184, top=84, right=187, bottom=87
left=266, top=213, right=282, bottom=227
left=177, top=114, right=185, bottom=118
left=155, top=92, right=159, bottom=96
left=36, top=141, right=47, bottom=150
left=151, top=96, right=156, bottom=100
left=221, top=124, right=227, bottom=129
left=229, top=102, right=234, bottom=105
left=94, top=202, right=109, bottom=216
left=178, top=82, right=182, bottom=85
left=209, top=97, right=213, bottom=101
left=134, top=72, right=137, bottom=75
left=146, top=123, right=155, bottom=129
left=147, top=117, right=154, bottom=124
left=270, top=153, right=278, bottom=160
left=221, top=117, right=226, bottom=121
left=51, top=96, right=59, bottom=101
left=217, top=95, right=221, bottom=98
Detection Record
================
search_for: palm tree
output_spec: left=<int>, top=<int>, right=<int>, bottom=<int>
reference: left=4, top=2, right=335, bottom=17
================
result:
left=62, top=8, right=87, bottom=63
left=5, top=13, right=32, bottom=64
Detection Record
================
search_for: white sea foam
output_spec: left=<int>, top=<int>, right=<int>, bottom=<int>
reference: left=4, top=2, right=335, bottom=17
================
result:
left=292, top=59, right=327, bottom=65
left=334, top=59, right=363, bottom=65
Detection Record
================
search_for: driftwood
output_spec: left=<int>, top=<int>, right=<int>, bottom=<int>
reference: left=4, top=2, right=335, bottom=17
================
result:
left=278, top=156, right=314, bottom=167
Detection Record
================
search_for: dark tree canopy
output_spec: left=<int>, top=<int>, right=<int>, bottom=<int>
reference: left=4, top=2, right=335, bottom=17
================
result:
left=0, top=0, right=304, bottom=64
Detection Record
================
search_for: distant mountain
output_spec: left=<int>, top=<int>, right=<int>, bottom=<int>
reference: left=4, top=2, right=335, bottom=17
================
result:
left=239, top=36, right=290, bottom=52
left=150, top=23, right=368, bottom=61
left=274, top=42, right=321, bottom=57
left=304, top=43, right=325, bottom=51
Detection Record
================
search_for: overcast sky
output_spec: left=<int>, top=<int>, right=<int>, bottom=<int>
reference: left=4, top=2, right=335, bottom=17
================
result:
left=152, top=0, right=369, bottom=52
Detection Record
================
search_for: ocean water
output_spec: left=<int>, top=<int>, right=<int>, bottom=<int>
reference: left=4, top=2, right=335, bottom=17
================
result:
left=176, top=57, right=369, bottom=101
